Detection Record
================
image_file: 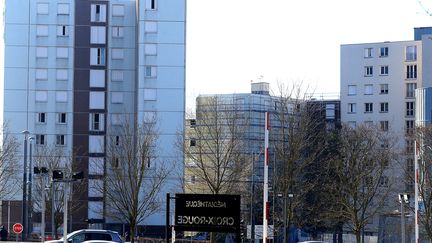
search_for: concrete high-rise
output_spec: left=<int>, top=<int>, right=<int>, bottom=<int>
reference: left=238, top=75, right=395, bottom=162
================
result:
left=1, top=0, right=185, bottom=234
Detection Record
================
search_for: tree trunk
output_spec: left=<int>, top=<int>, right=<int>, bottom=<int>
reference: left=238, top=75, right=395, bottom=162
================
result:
left=355, top=230, right=361, bottom=243
left=130, top=223, right=135, bottom=243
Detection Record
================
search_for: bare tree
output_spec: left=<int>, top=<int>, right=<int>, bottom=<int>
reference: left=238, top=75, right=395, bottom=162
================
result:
left=0, top=125, right=20, bottom=200
left=93, top=116, right=169, bottom=243
left=328, top=124, right=397, bottom=243
left=181, top=95, right=250, bottom=195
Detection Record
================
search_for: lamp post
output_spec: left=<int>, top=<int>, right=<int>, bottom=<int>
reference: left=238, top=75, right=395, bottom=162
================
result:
left=399, top=193, right=410, bottom=243
left=21, top=130, right=29, bottom=241
left=27, top=136, right=34, bottom=239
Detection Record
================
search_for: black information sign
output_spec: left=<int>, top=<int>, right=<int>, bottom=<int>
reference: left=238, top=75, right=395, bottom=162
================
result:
left=174, top=193, right=241, bottom=233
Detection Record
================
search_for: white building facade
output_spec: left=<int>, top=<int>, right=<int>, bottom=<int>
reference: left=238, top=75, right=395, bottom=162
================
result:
left=1, top=0, right=185, bottom=232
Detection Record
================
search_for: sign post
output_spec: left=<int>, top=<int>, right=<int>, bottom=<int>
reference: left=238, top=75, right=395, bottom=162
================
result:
left=13, top=223, right=23, bottom=241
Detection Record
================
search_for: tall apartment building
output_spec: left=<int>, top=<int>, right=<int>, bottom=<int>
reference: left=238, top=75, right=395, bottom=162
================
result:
left=340, top=27, right=432, bottom=237
left=0, top=0, right=185, bottom=233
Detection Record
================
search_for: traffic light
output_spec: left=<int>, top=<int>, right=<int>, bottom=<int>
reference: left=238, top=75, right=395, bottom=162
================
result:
left=239, top=219, right=245, bottom=239
left=52, top=170, right=63, bottom=180
left=34, top=167, right=48, bottom=174
left=72, top=171, right=84, bottom=180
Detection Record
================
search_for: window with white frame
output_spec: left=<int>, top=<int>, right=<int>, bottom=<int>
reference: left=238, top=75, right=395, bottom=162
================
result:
left=364, top=84, right=373, bottom=95
left=57, top=113, right=67, bottom=124
left=56, top=135, right=66, bottom=146
left=111, top=70, right=124, bottom=81
left=380, top=84, right=389, bottom=94
left=348, top=85, right=356, bottom=96
left=144, top=44, right=157, bottom=55
left=325, top=104, right=335, bottom=119
left=56, top=69, right=68, bottom=80
left=380, top=102, right=388, bottom=113
left=145, top=66, right=157, bottom=78
left=57, top=3, right=69, bottom=15
left=89, top=135, right=104, bottom=153
left=56, top=91, right=67, bottom=102
left=406, top=102, right=414, bottom=116
left=36, top=69, right=48, bottom=80
left=145, top=22, right=157, bottom=33
left=37, top=3, right=49, bottom=15
left=112, top=26, right=124, bottom=38
left=36, top=47, right=48, bottom=58
left=35, top=91, right=48, bottom=102
left=89, top=92, right=105, bottom=109
left=89, top=157, right=104, bottom=175
left=364, top=66, right=373, bottom=76
left=348, top=103, right=356, bottom=113
left=406, top=45, right=417, bottom=61
left=380, top=121, right=389, bottom=131
left=406, top=65, right=417, bottom=79
left=36, top=25, right=49, bottom=36
left=380, top=47, right=388, bottom=57
left=111, top=49, right=124, bottom=60
left=112, top=4, right=125, bottom=16
left=90, top=70, right=105, bottom=88
left=406, top=83, right=417, bottom=98
left=91, top=4, right=107, bottom=22
left=364, top=48, right=372, bottom=58
left=56, top=48, right=68, bottom=58
left=406, top=120, right=414, bottom=135
left=90, top=48, right=106, bottom=65
left=145, top=0, right=157, bottom=10
left=36, top=134, right=46, bottom=145
left=37, top=113, right=46, bottom=124
left=90, top=26, right=106, bottom=44
left=111, top=92, right=124, bottom=104
left=143, top=89, right=157, bottom=100
left=90, top=113, right=105, bottom=131
left=365, top=103, right=373, bottom=113
left=380, top=65, right=388, bottom=75
left=57, top=25, right=68, bottom=37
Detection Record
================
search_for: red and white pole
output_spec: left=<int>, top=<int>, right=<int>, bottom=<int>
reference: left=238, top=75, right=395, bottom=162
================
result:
left=263, top=112, right=270, bottom=243
left=415, top=140, right=419, bottom=243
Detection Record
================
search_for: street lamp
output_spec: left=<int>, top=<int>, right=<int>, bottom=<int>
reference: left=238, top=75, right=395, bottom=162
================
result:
left=399, top=193, right=410, bottom=243
left=21, top=130, right=29, bottom=241
left=277, top=192, right=293, bottom=243
left=27, top=136, right=34, bottom=239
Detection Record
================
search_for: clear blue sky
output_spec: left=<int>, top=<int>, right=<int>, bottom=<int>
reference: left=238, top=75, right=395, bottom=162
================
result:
left=186, top=0, right=432, bottom=108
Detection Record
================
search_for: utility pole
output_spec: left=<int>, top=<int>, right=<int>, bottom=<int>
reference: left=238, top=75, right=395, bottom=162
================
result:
left=21, top=130, right=29, bottom=241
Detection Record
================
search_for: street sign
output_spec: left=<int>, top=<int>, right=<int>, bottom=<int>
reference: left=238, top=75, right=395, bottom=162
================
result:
left=12, top=223, right=23, bottom=234
left=174, top=193, right=241, bottom=233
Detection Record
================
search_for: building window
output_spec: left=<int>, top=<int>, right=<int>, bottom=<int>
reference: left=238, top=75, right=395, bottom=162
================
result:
left=111, top=92, right=124, bottom=104
left=380, top=84, right=389, bottom=94
left=190, top=139, right=196, bottom=147
left=37, top=113, right=46, bottom=124
left=111, top=114, right=122, bottom=126
left=112, top=26, right=124, bottom=38
left=406, top=65, right=417, bottom=79
left=406, top=102, right=414, bottom=116
left=90, top=48, right=106, bottom=66
left=36, top=134, right=46, bottom=145
left=380, top=121, right=389, bottom=131
left=380, top=66, right=388, bottom=75
left=406, top=140, right=414, bottom=154
left=57, top=113, right=67, bottom=124
left=348, top=103, right=356, bottom=113
left=37, top=3, right=49, bottom=15
left=365, top=103, right=373, bottom=113
left=364, top=84, right=373, bottom=95
left=326, top=104, right=336, bottom=119
left=145, top=66, right=157, bottom=78
left=56, top=48, right=68, bottom=59
left=143, top=89, right=157, bottom=101
left=36, top=69, right=48, bottom=80
left=56, top=135, right=66, bottom=146
left=57, top=25, right=68, bottom=37
left=36, top=25, right=49, bottom=37
left=36, top=47, right=48, bottom=58
left=364, top=48, right=372, bottom=58
left=406, top=83, right=417, bottom=98
left=89, top=92, right=105, bottom=110
left=380, top=102, right=388, bottom=113
left=35, top=91, right=48, bottom=102
left=56, top=69, right=68, bottom=80
left=365, top=66, right=373, bottom=76
left=90, top=26, right=106, bottom=44
left=89, top=135, right=105, bottom=153
left=144, top=44, right=157, bottom=56
left=379, top=176, right=389, bottom=187
left=407, top=158, right=414, bottom=172
left=145, top=0, right=157, bottom=10
left=57, top=3, right=69, bottom=15
left=112, top=4, right=125, bottom=16
left=111, top=70, right=124, bottom=82
left=56, top=91, right=67, bottom=102
left=112, top=49, right=124, bottom=60
left=90, top=113, right=105, bottom=131
left=406, top=46, right=417, bottom=61
left=348, top=85, right=356, bottom=96
left=145, top=22, right=158, bottom=33
left=90, top=70, right=105, bottom=88
left=380, top=47, right=388, bottom=57
left=91, top=4, right=107, bottom=22
left=406, top=120, right=414, bottom=135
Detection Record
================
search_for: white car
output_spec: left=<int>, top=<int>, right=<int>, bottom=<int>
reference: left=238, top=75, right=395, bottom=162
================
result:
left=45, top=229, right=124, bottom=243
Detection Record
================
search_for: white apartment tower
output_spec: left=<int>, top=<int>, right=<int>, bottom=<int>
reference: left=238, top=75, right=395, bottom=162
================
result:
left=0, top=0, right=185, bottom=233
